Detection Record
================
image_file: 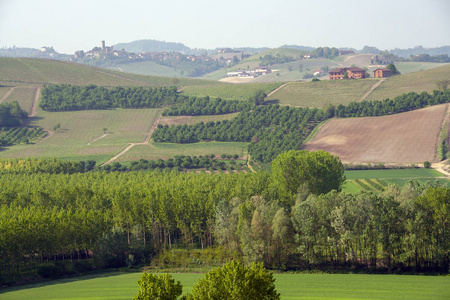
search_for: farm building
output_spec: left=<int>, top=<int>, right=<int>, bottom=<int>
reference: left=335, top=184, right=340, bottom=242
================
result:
left=226, top=67, right=271, bottom=78
left=373, top=68, right=392, bottom=78
left=329, top=67, right=366, bottom=80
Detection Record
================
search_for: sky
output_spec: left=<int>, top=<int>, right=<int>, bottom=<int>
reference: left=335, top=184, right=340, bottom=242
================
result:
left=0, top=0, right=449, bottom=54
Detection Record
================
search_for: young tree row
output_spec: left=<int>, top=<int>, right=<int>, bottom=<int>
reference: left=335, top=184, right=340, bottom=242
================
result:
left=39, top=85, right=181, bottom=111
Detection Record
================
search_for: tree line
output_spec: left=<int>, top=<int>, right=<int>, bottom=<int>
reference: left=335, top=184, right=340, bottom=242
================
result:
left=259, top=54, right=295, bottom=66
left=0, top=101, right=28, bottom=127
left=0, top=158, right=96, bottom=175
left=333, top=90, right=450, bottom=118
left=39, top=85, right=181, bottom=111
left=153, top=105, right=323, bottom=162
left=0, top=152, right=448, bottom=284
left=102, top=155, right=242, bottom=172
left=162, top=96, right=253, bottom=116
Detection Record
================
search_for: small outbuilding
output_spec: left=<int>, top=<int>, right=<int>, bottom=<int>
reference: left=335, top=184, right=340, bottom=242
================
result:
left=373, top=68, right=392, bottom=78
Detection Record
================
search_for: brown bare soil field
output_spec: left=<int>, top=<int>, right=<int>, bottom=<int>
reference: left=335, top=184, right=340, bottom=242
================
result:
left=306, top=104, right=449, bottom=163
left=342, top=54, right=373, bottom=67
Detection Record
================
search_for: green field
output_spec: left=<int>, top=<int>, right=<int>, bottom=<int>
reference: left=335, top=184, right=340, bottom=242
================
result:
left=0, top=107, right=161, bottom=164
left=2, top=86, right=36, bottom=113
left=267, top=79, right=378, bottom=107
left=0, top=86, right=13, bottom=100
left=113, top=61, right=184, bottom=77
left=117, top=142, right=249, bottom=161
left=365, top=64, right=450, bottom=101
left=0, top=58, right=221, bottom=87
left=343, top=168, right=449, bottom=193
left=1, top=272, right=449, bottom=300
left=181, top=82, right=284, bottom=100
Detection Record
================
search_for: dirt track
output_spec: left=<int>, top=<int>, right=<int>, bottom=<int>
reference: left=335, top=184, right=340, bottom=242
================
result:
left=306, top=104, right=449, bottom=164
left=101, top=115, right=162, bottom=166
left=29, top=87, right=41, bottom=117
left=0, top=87, right=16, bottom=103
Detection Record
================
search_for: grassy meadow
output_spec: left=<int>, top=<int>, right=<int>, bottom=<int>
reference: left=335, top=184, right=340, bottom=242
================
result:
left=0, top=107, right=161, bottom=164
left=113, top=61, right=184, bottom=77
left=181, top=82, right=284, bottom=100
left=2, top=86, right=37, bottom=113
left=0, top=57, right=221, bottom=87
left=365, top=64, right=450, bottom=101
left=1, top=271, right=449, bottom=300
left=343, top=168, right=449, bottom=193
left=117, top=142, right=248, bottom=161
left=267, top=79, right=378, bottom=107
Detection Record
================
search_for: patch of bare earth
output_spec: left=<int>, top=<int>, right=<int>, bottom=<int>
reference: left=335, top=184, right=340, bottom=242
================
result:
left=306, top=104, right=449, bottom=164
left=159, top=116, right=193, bottom=126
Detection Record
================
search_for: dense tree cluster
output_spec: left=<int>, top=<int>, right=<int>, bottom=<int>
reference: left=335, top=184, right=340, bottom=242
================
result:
left=0, top=156, right=448, bottom=283
left=162, top=96, right=253, bottom=116
left=39, top=85, right=181, bottom=111
left=410, top=54, right=450, bottom=63
left=259, top=54, right=295, bottom=66
left=153, top=104, right=324, bottom=162
left=125, top=155, right=240, bottom=171
left=0, top=158, right=96, bottom=174
left=335, top=90, right=450, bottom=117
left=313, top=47, right=340, bottom=59
left=0, top=101, right=28, bottom=127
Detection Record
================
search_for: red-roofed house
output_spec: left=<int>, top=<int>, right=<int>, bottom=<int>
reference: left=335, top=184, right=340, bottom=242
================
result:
left=329, top=67, right=366, bottom=80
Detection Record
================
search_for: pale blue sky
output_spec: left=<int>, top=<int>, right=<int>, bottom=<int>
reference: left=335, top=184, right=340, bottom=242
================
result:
left=0, top=0, right=449, bottom=54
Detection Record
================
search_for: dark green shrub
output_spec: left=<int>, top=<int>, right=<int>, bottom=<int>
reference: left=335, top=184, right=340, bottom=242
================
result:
left=37, top=264, right=65, bottom=278
left=72, top=260, right=94, bottom=273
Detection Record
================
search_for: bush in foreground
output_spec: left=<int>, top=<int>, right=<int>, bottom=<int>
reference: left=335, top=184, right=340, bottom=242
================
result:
left=186, top=260, right=280, bottom=300
left=133, top=273, right=182, bottom=300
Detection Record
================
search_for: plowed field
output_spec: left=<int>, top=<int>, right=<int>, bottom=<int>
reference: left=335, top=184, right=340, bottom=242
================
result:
left=306, top=104, right=449, bottom=163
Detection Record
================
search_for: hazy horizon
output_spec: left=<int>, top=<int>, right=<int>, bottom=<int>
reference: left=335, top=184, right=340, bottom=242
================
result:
left=1, top=0, right=449, bottom=55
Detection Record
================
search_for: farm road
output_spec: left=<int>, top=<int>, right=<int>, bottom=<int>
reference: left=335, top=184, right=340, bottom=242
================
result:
left=433, top=159, right=450, bottom=177
left=267, top=82, right=291, bottom=97
left=0, top=87, right=16, bottom=103
left=29, top=87, right=41, bottom=117
left=358, top=79, right=385, bottom=102
left=100, top=115, right=162, bottom=166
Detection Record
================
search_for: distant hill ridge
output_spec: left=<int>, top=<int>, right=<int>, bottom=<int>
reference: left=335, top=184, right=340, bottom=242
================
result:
left=113, top=39, right=191, bottom=54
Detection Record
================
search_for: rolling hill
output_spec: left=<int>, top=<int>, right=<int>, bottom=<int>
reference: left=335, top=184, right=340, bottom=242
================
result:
left=0, top=57, right=222, bottom=87
left=267, top=64, right=450, bottom=107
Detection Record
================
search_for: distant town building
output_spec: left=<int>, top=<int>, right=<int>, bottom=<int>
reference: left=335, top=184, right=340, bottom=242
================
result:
left=371, top=55, right=391, bottom=65
left=39, top=46, right=54, bottom=52
left=373, top=68, right=392, bottom=78
left=74, top=50, right=85, bottom=59
left=329, top=67, right=366, bottom=80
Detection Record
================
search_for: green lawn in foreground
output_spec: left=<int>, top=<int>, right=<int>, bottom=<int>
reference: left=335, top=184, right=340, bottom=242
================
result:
left=345, top=168, right=443, bottom=180
left=1, top=272, right=449, bottom=300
